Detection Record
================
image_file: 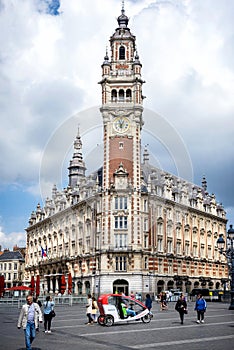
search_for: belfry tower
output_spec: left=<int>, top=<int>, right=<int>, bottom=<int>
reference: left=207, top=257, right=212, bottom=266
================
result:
left=99, top=3, right=145, bottom=279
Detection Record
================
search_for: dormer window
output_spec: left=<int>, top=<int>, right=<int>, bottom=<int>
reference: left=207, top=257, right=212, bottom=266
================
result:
left=119, top=46, right=125, bottom=60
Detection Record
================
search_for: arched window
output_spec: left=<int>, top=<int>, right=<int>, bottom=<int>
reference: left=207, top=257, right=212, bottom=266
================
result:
left=119, top=46, right=125, bottom=60
left=111, top=89, right=117, bottom=102
left=126, top=89, right=132, bottom=101
left=119, top=89, right=124, bottom=101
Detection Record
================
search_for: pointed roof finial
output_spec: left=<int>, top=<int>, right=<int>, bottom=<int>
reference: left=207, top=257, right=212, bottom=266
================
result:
left=104, top=45, right=109, bottom=61
left=118, top=0, right=129, bottom=28
left=202, top=175, right=207, bottom=192
left=143, top=144, right=149, bottom=163
left=122, top=0, right=125, bottom=14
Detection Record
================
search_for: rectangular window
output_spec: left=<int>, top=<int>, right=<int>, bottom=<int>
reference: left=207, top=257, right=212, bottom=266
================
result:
left=115, top=197, right=127, bottom=210
left=115, top=256, right=127, bottom=271
left=144, top=235, right=148, bottom=248
left=158, top=238, right=163, bottom=252
left=114, top=216, right=128, bottom=229
left=157, top=223, right=163, bottom=235
left=14, top=273, right=17, bottom=280
left=176, top=227, right=181, bottom=238
left=176, top=242, right=181, bottom=255
left=115, top=234, right=127, bottom=248
left=167, top=225, right=172, bottom=237
left=167, top=240, right=173, bottom=253
left=185, top=243, right=190, bottom=256
left=14, top=263, right=17, bottom=270
left=144, top=257, right=148, bottom=269
left=143, top=218, right=148, bottom=231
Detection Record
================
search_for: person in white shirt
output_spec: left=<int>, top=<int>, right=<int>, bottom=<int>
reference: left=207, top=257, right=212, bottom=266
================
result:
left=17, top=295, right=42, bottom=350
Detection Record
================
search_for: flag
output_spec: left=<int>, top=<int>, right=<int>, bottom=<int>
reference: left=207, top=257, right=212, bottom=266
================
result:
left=41, top=246, right=47, bottom=258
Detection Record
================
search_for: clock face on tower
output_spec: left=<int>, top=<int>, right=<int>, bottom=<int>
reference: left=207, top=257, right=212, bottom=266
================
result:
left=113, top=116, right=130, bottom=133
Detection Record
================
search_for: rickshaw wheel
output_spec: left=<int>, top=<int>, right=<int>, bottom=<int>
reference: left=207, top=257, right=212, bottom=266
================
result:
left=104, top=315, right=114, bottom=327
left=97, top=315, right=105, bottom=326
left=141, top=314, right=151, bottom=323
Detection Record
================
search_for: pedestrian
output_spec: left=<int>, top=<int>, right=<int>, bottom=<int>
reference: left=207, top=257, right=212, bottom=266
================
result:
left=145, top=294, right=152, bottom=312
left=160, top=292, right=168, bottom=310
left=17, top=294, right=43, bottom=350
left=33, top=296, right=42, bottom=308
left=86, top=293, right=93, bottom=325
left=91, top=296, right=99, bottom=322
left=175, top=293, right=187, bottom=324
left=194, top=293, right=207, bottom=323
left=43, top=295, right=55, bottom=333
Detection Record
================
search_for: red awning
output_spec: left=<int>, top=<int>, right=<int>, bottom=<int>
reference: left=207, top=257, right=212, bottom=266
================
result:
left=60, top=275, right=66, bottom=295
left=30, top=276, right=35, bottom=293
left=68, top=273, right=72, bottom=294
left=36, top=275, right=40, bottom=297
left=5, top=286, right=32, bottom=291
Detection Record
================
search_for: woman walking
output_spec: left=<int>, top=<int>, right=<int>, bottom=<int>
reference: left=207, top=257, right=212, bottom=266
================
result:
left=175, top=293, right=187, bottom=324
left=43, top=296, right=55, bottom=333
left=86, top=294, right=94, bottom=325
left=194, top=293, right=207, bottom=323
left=91, top=296, right=99, bottom=322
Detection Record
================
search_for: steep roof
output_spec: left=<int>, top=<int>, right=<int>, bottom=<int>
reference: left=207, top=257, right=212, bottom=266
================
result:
left=0, top=250, right=24, bottom=261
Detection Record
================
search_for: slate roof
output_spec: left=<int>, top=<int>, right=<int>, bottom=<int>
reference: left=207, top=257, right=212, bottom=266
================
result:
left=0, top=250, right=24, bottom=261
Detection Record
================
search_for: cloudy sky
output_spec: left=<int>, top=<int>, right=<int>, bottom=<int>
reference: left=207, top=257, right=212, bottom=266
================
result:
left=0, top=0, right=233, bottom=249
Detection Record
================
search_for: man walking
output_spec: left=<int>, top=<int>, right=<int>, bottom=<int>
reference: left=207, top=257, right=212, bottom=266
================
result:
left=17, top=294, right=43, bottom=350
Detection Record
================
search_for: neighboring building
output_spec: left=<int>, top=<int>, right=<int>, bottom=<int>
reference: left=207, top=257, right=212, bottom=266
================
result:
left=25, top=6, right=228, bottom=297
left=0, top=249, right=25, bottom=289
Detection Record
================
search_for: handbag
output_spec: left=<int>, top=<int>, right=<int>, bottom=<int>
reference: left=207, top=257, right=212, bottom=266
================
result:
left=50, top=310, right=56, bottom=318
left=184, top=309, right=188, bottom=314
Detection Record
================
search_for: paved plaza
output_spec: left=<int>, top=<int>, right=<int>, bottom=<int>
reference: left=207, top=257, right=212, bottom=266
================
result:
left=0, top=301, right=233, bottom=350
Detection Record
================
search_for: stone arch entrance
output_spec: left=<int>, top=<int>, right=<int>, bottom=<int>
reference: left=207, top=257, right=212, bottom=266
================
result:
left=167, top=280, right=174, bottom=290
left=85, top=281, right=90, bottom=295
left=157, top=280, right=164, bottom=294
left=113, top=279, right=129, bottom=295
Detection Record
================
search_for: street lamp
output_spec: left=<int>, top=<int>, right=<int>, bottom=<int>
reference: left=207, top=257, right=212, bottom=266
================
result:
left=217, top=224, right=234, bottom=310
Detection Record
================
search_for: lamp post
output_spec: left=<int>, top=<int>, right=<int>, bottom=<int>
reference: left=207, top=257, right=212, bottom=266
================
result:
left=216, top=224, right=234, bottom=310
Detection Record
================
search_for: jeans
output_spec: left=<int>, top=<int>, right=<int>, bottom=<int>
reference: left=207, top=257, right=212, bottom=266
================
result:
left=127, top=309, right=136, bottom=317
left=24, top=321, right=36, bottom=350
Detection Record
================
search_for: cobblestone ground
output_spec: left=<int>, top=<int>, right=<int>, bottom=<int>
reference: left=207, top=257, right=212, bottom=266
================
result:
left=0, top=301, right=233, bottom=350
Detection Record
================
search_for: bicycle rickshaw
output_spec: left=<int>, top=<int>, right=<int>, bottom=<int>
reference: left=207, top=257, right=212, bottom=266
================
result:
left=97, top=293, right=152, bottom=327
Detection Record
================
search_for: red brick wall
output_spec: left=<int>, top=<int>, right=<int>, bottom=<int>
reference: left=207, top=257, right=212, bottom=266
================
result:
left=109, top=136, right=133, bottom=183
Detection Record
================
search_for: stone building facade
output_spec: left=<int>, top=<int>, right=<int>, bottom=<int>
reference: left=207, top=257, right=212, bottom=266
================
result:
left=0, top=249, right=25, bottom=291
left=25, top=6, right=228, bottom=297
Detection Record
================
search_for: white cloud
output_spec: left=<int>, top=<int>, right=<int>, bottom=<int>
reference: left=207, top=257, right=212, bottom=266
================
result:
left=0, top=227, right=26, bottom=250
left=0, top=0, right=233, bottom=248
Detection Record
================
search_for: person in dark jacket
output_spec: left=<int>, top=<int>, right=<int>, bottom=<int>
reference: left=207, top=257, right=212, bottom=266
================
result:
left=145, top=294, right=152, bottom=311
left=175, top=293, right=187, bottom=324
left=194, top=293, right=207, bottom=323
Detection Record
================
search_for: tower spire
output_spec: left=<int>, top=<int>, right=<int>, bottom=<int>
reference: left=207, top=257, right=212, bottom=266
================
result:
left=68, top=127, right=86, bottom=188
left=122, top=0, right=125, bottom=13
left=117, top=0, right=129, bottom=28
